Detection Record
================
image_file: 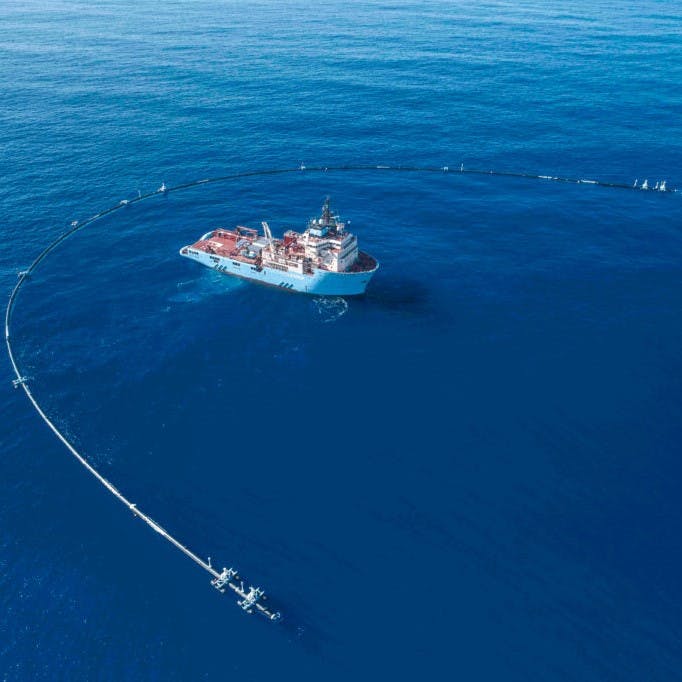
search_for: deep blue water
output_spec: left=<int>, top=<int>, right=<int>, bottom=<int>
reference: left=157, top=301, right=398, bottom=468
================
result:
left=2, top=1, right=682, bottom=679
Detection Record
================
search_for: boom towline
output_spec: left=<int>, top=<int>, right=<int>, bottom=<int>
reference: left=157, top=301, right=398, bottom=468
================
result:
left=5, top=162, right=677, bottom=622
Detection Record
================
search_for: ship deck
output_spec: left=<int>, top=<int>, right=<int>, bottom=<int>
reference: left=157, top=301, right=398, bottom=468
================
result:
left=190, top=228, right=377, bottom=273
left=348, top=251, right=378, bottom=273
left=191, top=229, right=255, bottom=263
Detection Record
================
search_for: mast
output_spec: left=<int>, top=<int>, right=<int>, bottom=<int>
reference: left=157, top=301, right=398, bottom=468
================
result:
left=322, top=196, right=331, bottom=226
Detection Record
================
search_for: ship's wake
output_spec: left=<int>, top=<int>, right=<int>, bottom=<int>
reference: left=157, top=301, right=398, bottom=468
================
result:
left=169, top=274, right=245, bottom=303
left=312, top=296, right=348, bottom=323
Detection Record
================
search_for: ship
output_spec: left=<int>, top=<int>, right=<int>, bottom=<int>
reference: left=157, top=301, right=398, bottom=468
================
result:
left=179, top=198, right=379, bottom=296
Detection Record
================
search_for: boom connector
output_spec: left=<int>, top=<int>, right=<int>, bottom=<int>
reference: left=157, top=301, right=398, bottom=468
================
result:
left=211, top=567, right=238, bottom=593
left=210, top=569, right=281, bottom=620
left=237, top=586, right=265, bottom=613
left=12, top=376, right=29, bottom=388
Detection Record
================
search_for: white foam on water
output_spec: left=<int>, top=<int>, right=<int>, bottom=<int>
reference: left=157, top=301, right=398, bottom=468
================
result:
left=169, top=272, right=245, bottom=303
left=312, top=296, right=348, bottom=323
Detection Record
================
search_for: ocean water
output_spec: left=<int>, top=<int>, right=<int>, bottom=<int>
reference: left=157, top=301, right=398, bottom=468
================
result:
left=1, top=1, right=682, bottom=679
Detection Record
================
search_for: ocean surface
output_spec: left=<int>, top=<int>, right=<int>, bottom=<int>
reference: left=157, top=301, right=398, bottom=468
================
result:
left=1, top=1, right=682, bottom=679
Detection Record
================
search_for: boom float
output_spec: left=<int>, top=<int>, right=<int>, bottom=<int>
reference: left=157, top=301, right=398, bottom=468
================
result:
left=5, top=163, right=677, bottom=622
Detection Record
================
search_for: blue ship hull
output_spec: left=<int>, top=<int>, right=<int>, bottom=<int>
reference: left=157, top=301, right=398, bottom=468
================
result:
left=180, top=247, right=378, bottom=296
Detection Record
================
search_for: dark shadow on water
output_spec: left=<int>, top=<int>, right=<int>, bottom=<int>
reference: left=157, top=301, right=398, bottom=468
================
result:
left=356, top=277, right=433, bottom=316
left=269, top=605, right=348, bottom=676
